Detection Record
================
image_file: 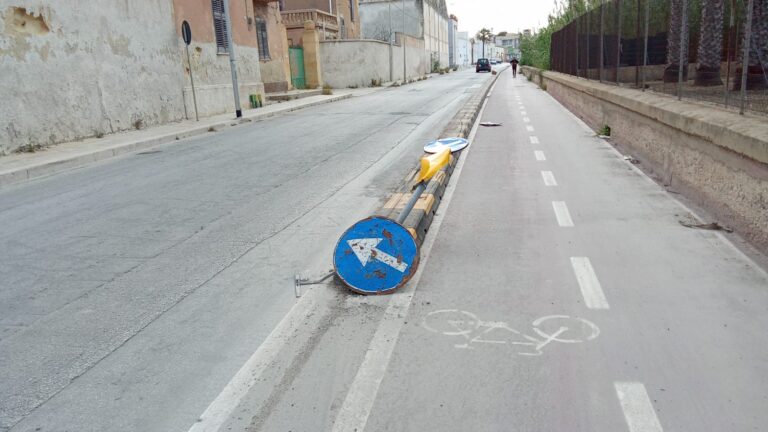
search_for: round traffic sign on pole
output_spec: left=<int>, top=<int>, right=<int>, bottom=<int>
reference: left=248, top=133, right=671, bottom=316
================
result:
left=334, top=217, right=419, bottom=295
left=181, top=20, right=192, bottom=45
left=423, top=137, right=469, bottom=153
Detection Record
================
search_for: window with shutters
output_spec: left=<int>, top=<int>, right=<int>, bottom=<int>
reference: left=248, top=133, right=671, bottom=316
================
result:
left=349, top=0, right=354, bottom=22
left=256, top=18, right=270, bottom=60
left=340, top=16, right=346, bottom=39
left=211, top=0, right=229, bottom=54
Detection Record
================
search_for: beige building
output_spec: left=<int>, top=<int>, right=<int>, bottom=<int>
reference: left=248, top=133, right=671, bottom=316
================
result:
left=0, top=0, right=297, bottom=154
left=281, top=0, right=360, bottom=46
left=172, top=0, right=262, bottom=117
left=252, top=1, right=293, bottom=92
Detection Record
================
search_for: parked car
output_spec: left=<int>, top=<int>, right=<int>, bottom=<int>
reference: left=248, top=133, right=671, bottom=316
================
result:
left=476, top=58, right=491, bottom=73
left=490, top=59, right=499, bottom=65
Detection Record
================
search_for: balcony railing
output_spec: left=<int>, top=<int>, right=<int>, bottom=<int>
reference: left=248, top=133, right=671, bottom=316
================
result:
left=281, top=9, right=339, bottom=32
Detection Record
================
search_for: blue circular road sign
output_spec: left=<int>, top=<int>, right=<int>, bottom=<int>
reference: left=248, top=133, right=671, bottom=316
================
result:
left=334, top=217, right=419, bottom=294
left=423, top=137, right=469, bottom=153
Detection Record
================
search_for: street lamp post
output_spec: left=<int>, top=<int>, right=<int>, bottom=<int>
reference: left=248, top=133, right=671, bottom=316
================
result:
left=222, top=0, right=242, bottom=118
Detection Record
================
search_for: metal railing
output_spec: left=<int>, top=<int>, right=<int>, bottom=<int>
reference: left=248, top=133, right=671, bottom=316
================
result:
left=550, top=0, right=768, bottom=116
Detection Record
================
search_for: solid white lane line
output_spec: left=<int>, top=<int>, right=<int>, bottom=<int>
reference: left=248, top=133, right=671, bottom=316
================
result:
left=570, top=257, right=610, bottom=309
left=552, top=201, right=574, bottom=227
left=541, top=170, right=557, bottom=186
left=331, top=85, right=495, bottom=432
left=187, top=291, right=320, bottom=432
left=523, top=117, right=530, bottom=123
left=530, top=136, right=540, bottom=144
left=534, top=151, right=546, bottom=161
left=615, top=382, right=664, bottom=432
left=526, top=125, right=535, bottom=132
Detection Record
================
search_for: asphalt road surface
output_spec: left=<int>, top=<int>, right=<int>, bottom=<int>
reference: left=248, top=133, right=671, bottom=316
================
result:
left=3, top=67, right=768, bottom=432
left=0, top=68, right=495, bottom=432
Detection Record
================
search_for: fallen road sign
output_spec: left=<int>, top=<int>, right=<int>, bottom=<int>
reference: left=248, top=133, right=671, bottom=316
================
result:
left=424, top=137, right=469, bottom=153
left=334, top=216, right=419, bottom=294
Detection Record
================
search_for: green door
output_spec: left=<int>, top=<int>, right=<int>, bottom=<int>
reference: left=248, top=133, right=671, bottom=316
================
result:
left=289, top=47, right=306, bottom=89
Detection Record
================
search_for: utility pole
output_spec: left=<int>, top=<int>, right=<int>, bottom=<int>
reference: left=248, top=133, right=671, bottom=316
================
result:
left=402, top=0, right=406, bottom=80
left=222, top=0, right=242, bottom=118
left=389, top=1, right=393, bottom=82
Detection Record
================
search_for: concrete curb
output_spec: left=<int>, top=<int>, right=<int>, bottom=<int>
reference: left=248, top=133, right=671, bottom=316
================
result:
left=0, top=93, right=353, bottom=188
left=376, top=68, right=504, bottom=245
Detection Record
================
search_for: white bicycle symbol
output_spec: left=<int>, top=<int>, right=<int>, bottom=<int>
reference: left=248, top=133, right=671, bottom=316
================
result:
left=422, top=309, right=600, bottom=356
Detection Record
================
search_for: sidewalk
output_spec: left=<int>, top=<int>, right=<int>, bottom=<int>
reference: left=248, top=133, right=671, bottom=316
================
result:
left=0, top=89, right=371, bottom=187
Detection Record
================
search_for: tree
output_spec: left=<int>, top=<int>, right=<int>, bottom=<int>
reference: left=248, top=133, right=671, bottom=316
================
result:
left=476, top=28, right=494, bottom=59
left=664, top=0, right=689, bottom=83
left=734, top=0, right=768, bottom=90
left=695, top=0, right=725, bottom=86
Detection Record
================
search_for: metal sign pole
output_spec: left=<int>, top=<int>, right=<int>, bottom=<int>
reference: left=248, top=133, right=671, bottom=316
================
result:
left=389, top=1, right=393, bottom=82
left=403, top=0, right=407, bottom=80
left=641, top=0, right=649, bottom=91
left=222, top=0, right=242, bottom=118
left=181, top=21, right=199, bottom=121
left=185, top=45, right=199, bottom=121
left=739, top=0, right=754, bottom=115
left=677, top=0, right=688, bottom=100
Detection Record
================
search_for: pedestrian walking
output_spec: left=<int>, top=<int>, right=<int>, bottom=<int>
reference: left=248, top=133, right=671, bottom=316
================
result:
left=510, top=58, right=519, bottom=78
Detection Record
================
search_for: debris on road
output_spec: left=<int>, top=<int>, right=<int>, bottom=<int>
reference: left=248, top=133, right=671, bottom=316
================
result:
left=678, top=221, right=734, bottom=232
left=623, top=155, right=640, bottom=164
left=480, top=122, right=503, bottom=127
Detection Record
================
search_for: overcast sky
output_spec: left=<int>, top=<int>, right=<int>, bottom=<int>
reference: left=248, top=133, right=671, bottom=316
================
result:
left=447, top=0, right=554, bottom=37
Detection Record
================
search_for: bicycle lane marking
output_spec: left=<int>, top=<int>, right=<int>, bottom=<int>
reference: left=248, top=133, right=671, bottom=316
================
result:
left=421, top=310, right=600, bottom=355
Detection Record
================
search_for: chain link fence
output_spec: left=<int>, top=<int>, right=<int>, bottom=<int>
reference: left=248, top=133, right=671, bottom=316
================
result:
left=550, top=0, right=768, bottom=116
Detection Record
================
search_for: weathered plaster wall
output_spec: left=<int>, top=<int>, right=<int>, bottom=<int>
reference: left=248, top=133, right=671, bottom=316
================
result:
left=174, top=0, right=264, bottom=117
left=319, top=34, right=426, bottom=88
left=0, top=1, right=185, bottom=154
left=392, top=32, right=427, bottom=80
left=359, top=0, right=422, bottom=42
left=255, top=2, right=291, bottom=93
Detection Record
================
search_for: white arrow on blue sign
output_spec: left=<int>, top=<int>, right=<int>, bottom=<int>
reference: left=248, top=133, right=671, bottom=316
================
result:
left=423, top=137, right=469, bottom=154
left=334, top=216, right=419, bottom=294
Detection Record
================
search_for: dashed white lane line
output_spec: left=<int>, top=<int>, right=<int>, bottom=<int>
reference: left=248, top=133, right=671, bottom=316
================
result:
left=615, top=382, right=664, bottom=432
left=529, top=136, right=540, bottom=144
left=521, top=111, right=527, bottom=116
left=534, top=150, right=546, bottom=161
left=523, top=117, right=530, bottom=123
left=541, top=170, right=557, bottom=186
left=552, top=201, right=574, bottom=227
left=570, top=257, right=610, bottom=310
left=526, top=125, right=535, bottom=132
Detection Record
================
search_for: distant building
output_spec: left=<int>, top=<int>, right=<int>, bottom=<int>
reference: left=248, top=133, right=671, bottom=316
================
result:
left=359, top=0, right=450, bottom=69
left=495, top=32, right=521, bottom=61
left=448, top=14, right=458, bottom=67
left=457, top=31, right=469, bottom=66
